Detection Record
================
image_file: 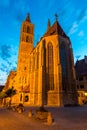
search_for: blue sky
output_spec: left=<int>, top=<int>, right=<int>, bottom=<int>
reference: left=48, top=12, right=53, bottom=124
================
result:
left=0, top=0, right=87, bottom=85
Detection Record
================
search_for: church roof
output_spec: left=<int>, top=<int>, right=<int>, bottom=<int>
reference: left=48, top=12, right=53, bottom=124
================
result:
left=44, top=21, right=67, bottom=38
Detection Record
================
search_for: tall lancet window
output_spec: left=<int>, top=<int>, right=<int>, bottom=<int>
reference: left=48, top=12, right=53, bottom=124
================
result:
left=48, top=42, right=54, bottom=90
left=26, top=36, right=29, bottom=42
left=23, top=25, right=26, bottom=32
left=60, top=42, right=67, bottom=90
left=27, top=26, right=30, bottom=33
left=41, top=39, right=46, bottom=66
left=60, top=42, right=67, bottom=78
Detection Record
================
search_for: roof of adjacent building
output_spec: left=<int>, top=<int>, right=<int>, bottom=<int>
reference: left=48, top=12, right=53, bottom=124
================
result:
left=75, top=57, right=87, bottom=77
left=0, top=85, right=4, bottom=92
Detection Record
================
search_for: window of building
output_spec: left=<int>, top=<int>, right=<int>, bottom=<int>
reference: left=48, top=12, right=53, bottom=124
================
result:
left=79, top=77, right=83, bottom=81
left=41, top=39, right=46, bottom=66
left=26, top=36, right=29, bottom=42
left=77, top=85, right=79, bottom=89
left=37, top=47, right=39, bottom=69
left=20, top=94, right=22, bottom=101
left=25, top=77, right=26, bottom=83
left=80, top=85, right=84, bottom=89
left=29, top=58, right=31, bottom=72
left=24, top=67, right=26, bottom=70
left=78, top=93, right=80, bottom=97
left=76, top=77, right=78, bottom=80
left=60, top=43, right=67, bottom=78
left=86, top=76, right=87, bottom=80
left=60, top=42, right=67, bottom=90
left=48, top=42, right=54, bottom=90
left=81, top=93, right=83, bottom=97
left=30, top=37, right=32, bottom=43
left=25, top=95, right=29, bottom=102
left=33, top=54, right=35, bottom=71
left=27, top=26, right=30, bottom=33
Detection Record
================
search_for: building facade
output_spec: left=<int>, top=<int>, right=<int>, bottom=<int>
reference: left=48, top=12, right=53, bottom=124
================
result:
left=75, top=56, right=87, bottom=105
left=5, top=14, right=77, bottom=106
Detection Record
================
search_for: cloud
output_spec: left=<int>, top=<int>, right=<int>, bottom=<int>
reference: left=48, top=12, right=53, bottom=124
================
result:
left=78, top=31, right=84, bottom=37
left=77, top=7, right=87, bottom=23
left=0, top=67, right=6, bottom=72
left=75, top=55, right=81, bottom=60
left=80, top=10, right=87, bottom=23
left=0, top=70, right=7, bottom=85
left=0, top=62, right=10, bottom=74
left=68, top=22, right=78, bottom=35
left=12, top=66, right=16, bottom=71
left=0, top=44, right=11, bottom=61
left=6, top=60, right=12, bottom=66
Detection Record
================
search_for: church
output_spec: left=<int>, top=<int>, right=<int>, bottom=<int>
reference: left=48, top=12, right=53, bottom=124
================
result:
left=5, top=14, right=77, bottom=106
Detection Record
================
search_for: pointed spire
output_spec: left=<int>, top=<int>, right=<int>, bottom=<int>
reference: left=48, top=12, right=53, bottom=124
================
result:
left=26, top=13, right=31, bottom=22
left=47, top=19, right=51, bottom=30
left=55, top=14, right=58, bottom=22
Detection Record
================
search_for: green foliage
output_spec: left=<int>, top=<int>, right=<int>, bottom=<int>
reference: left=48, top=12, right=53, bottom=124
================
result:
left=0, top=88, right=16, bottom=99
left=5, top=88, right=16, bottom=97
left=0, top=91, right=7, bottom=99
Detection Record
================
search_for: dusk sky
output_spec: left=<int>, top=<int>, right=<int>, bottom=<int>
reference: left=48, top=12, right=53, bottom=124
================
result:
left=0, top=0, right=87, bottom=85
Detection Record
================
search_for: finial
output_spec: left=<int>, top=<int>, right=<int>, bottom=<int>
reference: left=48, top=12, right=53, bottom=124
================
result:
left=55, top=14, right=58, bottom=22
left=26, top=13, right=31, bottom=22
left=47, top=19, right=51, bottom=30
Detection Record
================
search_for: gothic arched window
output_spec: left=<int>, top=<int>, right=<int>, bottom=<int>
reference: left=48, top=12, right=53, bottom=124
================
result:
left=27, top=26, right=30, bottom=33
left=41, top=39, right=46, bottom=66
left=48, top=42, right=54, bottom=90
left=25, top=95, right=29, bottom=102
left=60, top=42, right=67, bottom=78
left=23, top=25, right=26, bottom=32
left=26, top=36, right=29, bottom=42
left=60, top=41, right=67, bottom=90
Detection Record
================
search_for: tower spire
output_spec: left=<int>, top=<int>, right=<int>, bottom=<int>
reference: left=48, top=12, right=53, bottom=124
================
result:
left=26, top=13, right=31, bottom=22
left=55, top=14, right=58, bottom=22
left=47, top=19, right=51, bottom=30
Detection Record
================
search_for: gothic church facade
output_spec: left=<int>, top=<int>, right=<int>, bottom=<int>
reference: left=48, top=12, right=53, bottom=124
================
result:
left=5, top=14, right=77, bottom=106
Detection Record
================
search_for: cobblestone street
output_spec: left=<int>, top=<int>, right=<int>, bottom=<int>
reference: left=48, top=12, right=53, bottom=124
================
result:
left=0, top=106, right=87, bottom=130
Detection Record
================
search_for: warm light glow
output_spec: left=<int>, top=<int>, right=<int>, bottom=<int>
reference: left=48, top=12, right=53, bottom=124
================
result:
left=84, top=92, right=87, bottom=96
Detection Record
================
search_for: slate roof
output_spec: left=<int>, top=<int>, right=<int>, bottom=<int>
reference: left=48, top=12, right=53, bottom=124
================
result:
left=44, top=21, right=68, bottom=38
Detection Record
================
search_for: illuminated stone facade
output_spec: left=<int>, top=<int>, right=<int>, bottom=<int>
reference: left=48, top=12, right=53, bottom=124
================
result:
left=5, top=14, right=77, bottom=106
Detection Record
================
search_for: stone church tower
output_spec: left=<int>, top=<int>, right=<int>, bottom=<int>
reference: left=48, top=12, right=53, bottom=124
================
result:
left=17, top=14, right=34, bottom=91
left=5, top=14, right=77, bottom=106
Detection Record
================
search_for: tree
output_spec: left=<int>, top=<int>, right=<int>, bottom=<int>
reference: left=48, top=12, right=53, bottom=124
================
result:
left=5, top=88, right=16, bottom=98
left=0, top=88, right=16, bottom=106
left=0, top=91, right=7, bottom=99
left=5, top=88, right=16, bottom=107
